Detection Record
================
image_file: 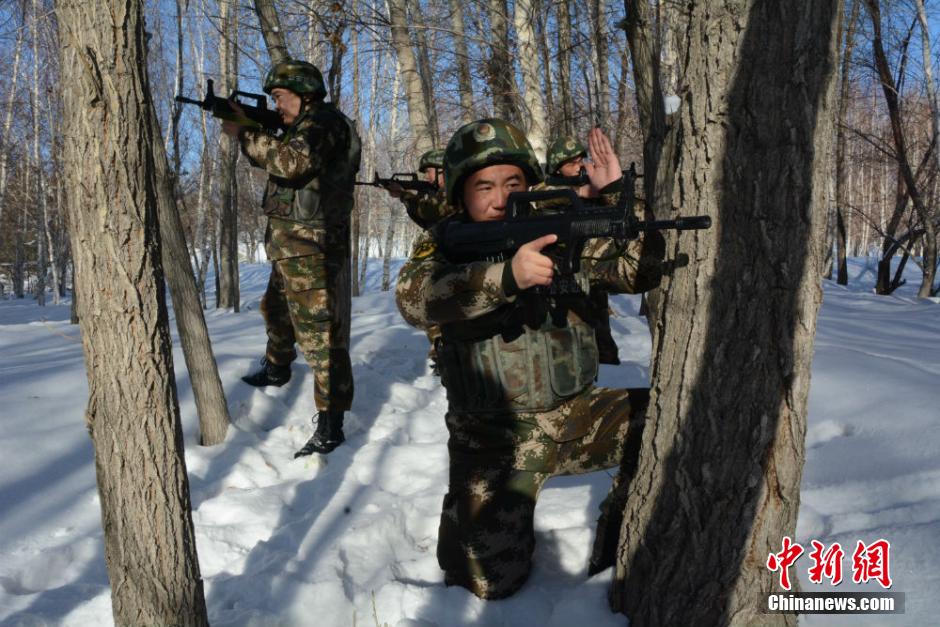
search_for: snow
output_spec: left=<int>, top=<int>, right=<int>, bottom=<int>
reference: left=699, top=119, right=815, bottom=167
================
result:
left=0, top=256, right=937, bottom=626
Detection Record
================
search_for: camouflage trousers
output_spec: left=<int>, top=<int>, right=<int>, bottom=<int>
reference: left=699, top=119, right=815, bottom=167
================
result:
left=437, top=386, right=649, bottom=599
left=260, top=254, right=353, bottom=411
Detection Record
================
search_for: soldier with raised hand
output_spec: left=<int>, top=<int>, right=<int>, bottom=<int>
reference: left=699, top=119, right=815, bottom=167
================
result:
left=395, top=119, right=665, bottom=599
left=222, top=59, right=361, bottom=457
left=542, top=134, right=623, bottom=365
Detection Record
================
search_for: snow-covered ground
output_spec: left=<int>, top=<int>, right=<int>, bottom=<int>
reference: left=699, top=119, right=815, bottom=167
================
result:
left=0, top=257, right=937, bottom=626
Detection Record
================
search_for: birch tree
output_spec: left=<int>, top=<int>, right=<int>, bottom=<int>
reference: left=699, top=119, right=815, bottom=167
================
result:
left=513, top=0, right=549, bottom=159
left=388, top=0, right=434, bottom=155
left=217, top=0, right=240, bottom=310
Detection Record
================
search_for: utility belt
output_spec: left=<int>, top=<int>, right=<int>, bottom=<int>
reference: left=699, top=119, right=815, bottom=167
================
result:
left=437, top=315, right=599, bottom=414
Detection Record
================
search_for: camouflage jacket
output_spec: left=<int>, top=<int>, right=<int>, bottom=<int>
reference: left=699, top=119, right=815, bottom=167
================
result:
left=240, top=102, right=362, bottom=260
left=396, top=220, right=664, bottom=415
left=399, top=188, right=458, bottom=230
left=396, top=228, right=663, bottom=329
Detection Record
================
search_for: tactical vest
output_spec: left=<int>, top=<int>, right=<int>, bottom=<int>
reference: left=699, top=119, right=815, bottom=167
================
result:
left=437, top=286, right=600, bottom=414
left=262, top=103, right=362, bottom=232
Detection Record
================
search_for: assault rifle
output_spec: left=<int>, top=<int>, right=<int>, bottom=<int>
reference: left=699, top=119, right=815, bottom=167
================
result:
left=438, top=165, right=710, bottom=294
left=356, top=172, right=438, bottom=194
left=176, top=79, right=283, bottom=131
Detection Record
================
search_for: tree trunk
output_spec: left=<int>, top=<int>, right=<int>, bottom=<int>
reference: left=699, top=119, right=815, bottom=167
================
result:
left=486, top=0, right=522, bottom=125
left=867, top=0, right=937, bottom=298
left=588, top=0, right=611, bottom=127
left=326, top=10, right=347, bottom=104
left=151, top=110, right=232, bottom=446
left=408, top=0, right=441, bottom=146
left=55, top=0, right=208, bottom=623
left=513, top=0, right=549, bottom=160
left=32, top=0, right=48, bottom=306
left=253, top=0, right=291, bottom=64
left=621, top=0, right=679, bottom=328
left=449, top=0, right=474, bottom=123
left=609, top=3, right=840, bottom=625
left=534, top=0, right=556, bottom=133
left=217, top=0, right=240, bottom=310
left=381, top=208, right=397, bottom=291
left=915, top=0, right=940, bottom=297
left=835, top=0, right=860, bottom=285
left=0, top=12, right=25, bottom=257
left=351, top=9, right=362, bottom=296
left=387, top=0, right=435, bottom=156
left=557, top=0, right=575, bottom=136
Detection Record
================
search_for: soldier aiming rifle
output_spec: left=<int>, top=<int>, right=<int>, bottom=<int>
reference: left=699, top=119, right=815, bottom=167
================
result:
left=220, top=59, right=362, bottom=458
left=396, top=119, right=707, bottom=599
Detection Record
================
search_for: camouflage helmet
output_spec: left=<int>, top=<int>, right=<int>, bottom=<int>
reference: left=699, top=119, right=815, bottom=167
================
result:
left=418, top=149, right=445, bottom=173
left=443, top=118, right=544, bottom=206
left=263, top=59, right=327, bottom=101
left=546, top=136, right=587, bottom=174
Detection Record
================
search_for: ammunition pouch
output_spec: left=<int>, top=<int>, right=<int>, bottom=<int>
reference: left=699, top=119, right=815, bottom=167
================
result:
left=438, top=315, right=598, bottom=415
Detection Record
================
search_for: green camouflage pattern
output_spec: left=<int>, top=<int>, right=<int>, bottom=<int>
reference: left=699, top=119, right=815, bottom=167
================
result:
left=241, top=100, right=360, bottom=412
left=262, top=59, right=327, bottom=100
left=260, top=254, right=353, bottom=412
left=418, top=149, right=445, bottom=173
left=240, top=101, right=361, bottom=261
left=443, top=118, right=544, bottom=206
left=395, top=230, right=664, bottom=328
left=395, top=229, right=664, bottom=598
left=399, top=188, right=457, bottom=230
left=437, top=386, right=650, bottom=599
left=545, top=135, right=587, bottom=175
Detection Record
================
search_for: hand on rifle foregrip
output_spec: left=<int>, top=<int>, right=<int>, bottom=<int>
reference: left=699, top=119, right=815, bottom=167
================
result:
left=511, top=234, right=558, bottom=290
left=221, top=99, right=245, bottom=137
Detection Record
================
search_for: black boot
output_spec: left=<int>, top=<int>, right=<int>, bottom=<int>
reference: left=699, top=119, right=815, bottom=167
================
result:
left=294, top=409, right=346, bottom=457
left=241, top=357, right=291, bottom=387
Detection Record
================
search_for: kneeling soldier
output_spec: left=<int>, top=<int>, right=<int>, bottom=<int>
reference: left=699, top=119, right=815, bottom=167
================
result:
left=395, top=119, right=664, bottom=599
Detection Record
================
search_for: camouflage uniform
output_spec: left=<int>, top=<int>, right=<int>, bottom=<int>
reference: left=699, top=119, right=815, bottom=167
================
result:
left=239, top=63, right=362, bottom=413
left=398, top=149, right=457, bottom=368
left=541, top=135, right=622, bottom=365
left=398, top=149, right=455, bottom=230
left=395, top=119, right=665, bottom=599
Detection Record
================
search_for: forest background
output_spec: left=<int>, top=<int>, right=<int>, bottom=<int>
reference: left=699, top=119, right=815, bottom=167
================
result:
left=2, top=0, right=938, bottom=303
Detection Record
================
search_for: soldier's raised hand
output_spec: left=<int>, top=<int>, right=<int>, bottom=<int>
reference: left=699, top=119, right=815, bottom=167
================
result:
left=583, top=128, right=622, bottom=195
left=511, top=234, right=558, bottom=290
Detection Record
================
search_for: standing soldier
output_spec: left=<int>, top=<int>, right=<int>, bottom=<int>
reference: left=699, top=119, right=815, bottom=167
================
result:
left=386, top=149, right=458, bottom=374
left=222, top=59, right=361, bottom=457
left=543, top=135, right=622, bottom=365
left=395, top=119, right=665, bottom=599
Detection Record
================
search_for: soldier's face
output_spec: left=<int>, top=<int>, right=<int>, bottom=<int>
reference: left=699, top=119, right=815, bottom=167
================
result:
left=462, top=164, right=526, bottom=222
left=271, top=88, right=302, bottom=125
left=424, top=167, right=444, bottom=187
left=558, top=155, right=584, bottom=177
